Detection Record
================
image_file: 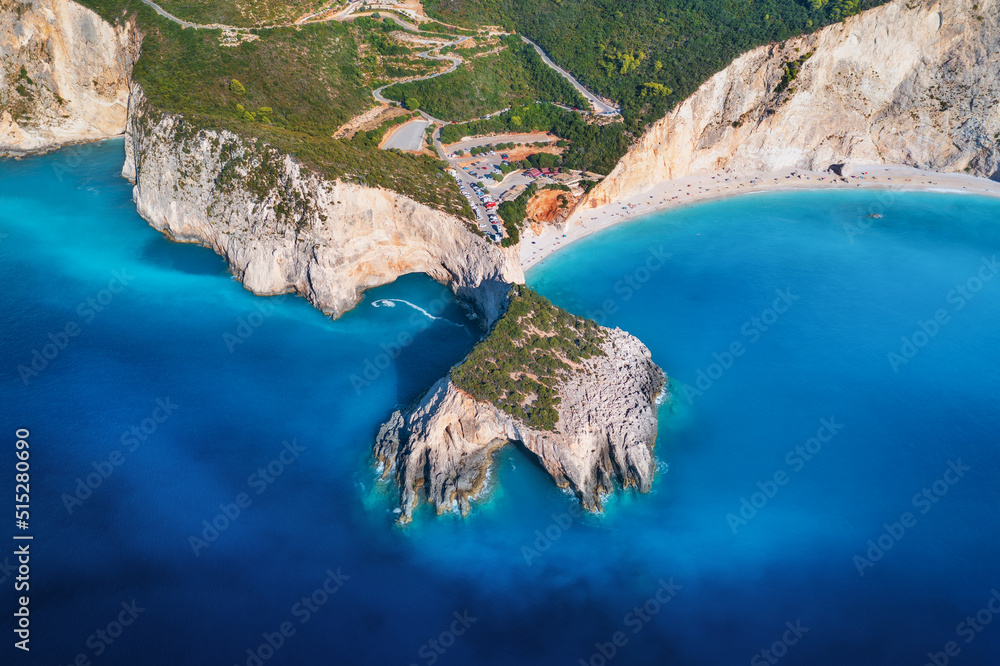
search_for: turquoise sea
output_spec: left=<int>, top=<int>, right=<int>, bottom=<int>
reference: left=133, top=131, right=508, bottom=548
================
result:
left=1, top=140, right=999, bottom=665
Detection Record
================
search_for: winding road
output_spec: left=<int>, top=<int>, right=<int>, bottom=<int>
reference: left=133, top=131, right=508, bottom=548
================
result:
left=519, top=37, right=619, bottom=115
left=137, top=0, right=617, bottom=120
left=372, top=37, right=469, bottom=110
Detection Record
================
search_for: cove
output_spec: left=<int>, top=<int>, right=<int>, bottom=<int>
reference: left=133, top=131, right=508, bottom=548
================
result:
left=1, top=141, right=999, bottom=665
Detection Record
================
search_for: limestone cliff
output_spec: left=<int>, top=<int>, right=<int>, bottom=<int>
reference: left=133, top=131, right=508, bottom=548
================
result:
left=123, top=86, right=523, bottom=320
left=374, top=322, right=665, bottom=524
left=585, top=0, right=1000, bottom=208
left=0, top=0, right=137, bottom=156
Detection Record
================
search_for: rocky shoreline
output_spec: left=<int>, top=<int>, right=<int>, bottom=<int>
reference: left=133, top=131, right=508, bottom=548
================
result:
left=14, top=0, right=1000, bottom=525
left=374, top=316, right=666, bottom=524
left=122, top=85, right=522, bottom=322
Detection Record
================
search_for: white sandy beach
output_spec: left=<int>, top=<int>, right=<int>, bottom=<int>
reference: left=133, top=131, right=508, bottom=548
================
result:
left=519, top=164, right=1000, bottom=270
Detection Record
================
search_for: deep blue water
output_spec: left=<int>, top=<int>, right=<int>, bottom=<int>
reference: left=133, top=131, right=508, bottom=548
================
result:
left=1, top=140, right=999, bottom=665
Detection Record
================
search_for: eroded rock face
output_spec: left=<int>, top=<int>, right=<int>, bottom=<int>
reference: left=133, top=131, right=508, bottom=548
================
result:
left=585, top=0, right=1000, bottom=208
left=374, top=327, right=665, bottom=523
left=0, top=0, right=137, bottom=156
left=123, top=87, right=524, bottom=321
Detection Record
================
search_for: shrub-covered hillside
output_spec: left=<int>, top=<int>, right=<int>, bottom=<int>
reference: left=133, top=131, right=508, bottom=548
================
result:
left=383, top=35, right=587, bottom=121
left=425, top=0, right=891, bottom=129
left=451, top=286, right=606, bottom=431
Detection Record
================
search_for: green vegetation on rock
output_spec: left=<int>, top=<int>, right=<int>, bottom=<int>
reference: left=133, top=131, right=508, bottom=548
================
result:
left=76, top=0, right=472, bottom=218
left=451, top=285, right=606, bottom=431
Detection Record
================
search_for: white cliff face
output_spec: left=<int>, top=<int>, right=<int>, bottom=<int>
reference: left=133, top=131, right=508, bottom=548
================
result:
left=586, top=0, right=1000, bottom=208
left=0, top=0, right=137, bottom=156
left=374, top=327, right=665, bottom=523
left=124, top=87, right=524, bottom=320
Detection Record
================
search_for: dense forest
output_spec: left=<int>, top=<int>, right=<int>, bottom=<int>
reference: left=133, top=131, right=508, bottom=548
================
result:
left=424, top=0, right=890, bottom=129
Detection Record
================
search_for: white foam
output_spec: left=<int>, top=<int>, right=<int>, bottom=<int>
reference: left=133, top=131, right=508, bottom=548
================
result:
left=372, top=298, right=464, bottom=327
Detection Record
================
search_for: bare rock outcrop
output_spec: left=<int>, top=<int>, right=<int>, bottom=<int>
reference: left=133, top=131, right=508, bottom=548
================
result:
left=585, top=0, right=1000, bottom=208
left=374, top=326, right=666, bottom=523
left=0, top=0, right=138, bottom=156
left=123, top=87, right=523, bottom=321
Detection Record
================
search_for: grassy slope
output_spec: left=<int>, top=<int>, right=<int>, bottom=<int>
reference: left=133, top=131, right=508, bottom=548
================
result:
left=451, top=285, right=606, bottom=431
left=77, top=0, right=473, bottom=217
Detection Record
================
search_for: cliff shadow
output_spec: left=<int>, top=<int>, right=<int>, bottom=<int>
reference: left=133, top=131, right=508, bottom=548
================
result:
left=141, top=235, right=230, bottom=277
left=388, top=303, right=480, bottom=405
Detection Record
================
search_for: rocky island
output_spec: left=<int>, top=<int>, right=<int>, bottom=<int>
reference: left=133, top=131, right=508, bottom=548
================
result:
left=374, top=286, right=665, bottom=523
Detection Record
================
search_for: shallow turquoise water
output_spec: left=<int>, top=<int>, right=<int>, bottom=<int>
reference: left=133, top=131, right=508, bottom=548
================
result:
left=1, top=141, right=999, bottom=665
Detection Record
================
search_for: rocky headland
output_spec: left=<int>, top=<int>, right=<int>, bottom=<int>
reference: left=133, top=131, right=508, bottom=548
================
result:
left=374, top=286, right=665, bottom=523
left=15, top=0, right=999, bottom=522
left=122, top=86, right=522, bottom=320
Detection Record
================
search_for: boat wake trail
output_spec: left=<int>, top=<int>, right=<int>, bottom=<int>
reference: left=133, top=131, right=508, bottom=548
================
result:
left=372, top=299, right=465, bottom=328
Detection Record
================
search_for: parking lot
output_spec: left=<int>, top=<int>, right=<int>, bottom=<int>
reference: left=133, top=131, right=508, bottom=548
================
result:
left=447, top=168, right=505, bottom=242
left=438, top=133, right=597, bottom=242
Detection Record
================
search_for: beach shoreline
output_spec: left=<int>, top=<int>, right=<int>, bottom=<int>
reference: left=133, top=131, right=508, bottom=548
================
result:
left=519, top=164, right=1000, bottom=271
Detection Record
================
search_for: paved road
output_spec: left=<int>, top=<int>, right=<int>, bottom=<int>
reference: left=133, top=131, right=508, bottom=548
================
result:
left=138, top=0, right=229, bottom=29
left=356, top=11, right=422, bottom=31
left=520, top=36, right=618, bottom=116
left=136, top=1, right=618, bottom=123
left=373, top=37, right=469, bottom=109
left=381, top=119, right=430, bottom=151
